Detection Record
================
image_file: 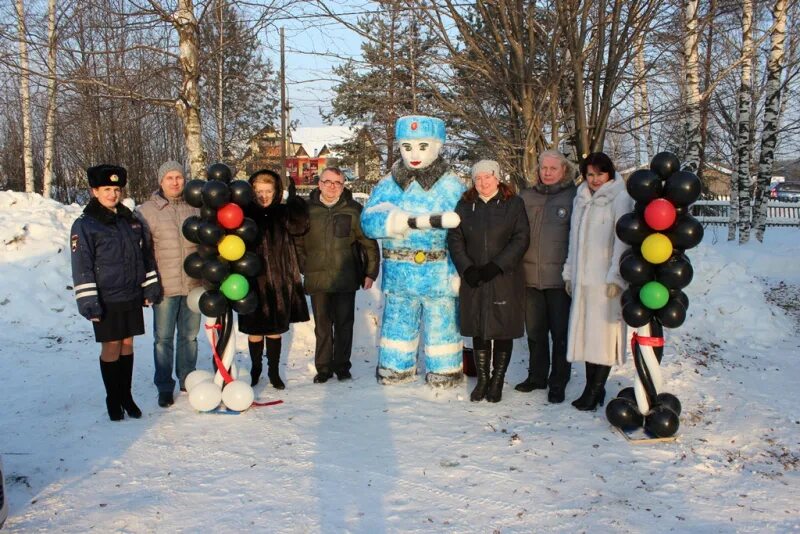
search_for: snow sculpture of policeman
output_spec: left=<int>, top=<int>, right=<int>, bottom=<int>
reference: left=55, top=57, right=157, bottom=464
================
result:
left=361, top=115, right=467, bottom=387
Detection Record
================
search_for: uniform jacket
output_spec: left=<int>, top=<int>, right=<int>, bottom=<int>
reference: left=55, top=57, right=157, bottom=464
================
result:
left=562, top=177, right=633, bottom=366
left=361, top=159, right=466, bottom=298
left=237, top=176, right=310, bottom=335
left=448, top=193, right=530, bottom=339
left=135, top=190, right=201, bottom=298
left=520, top=177, right=577, bottom=289
left=300, top=188, right=380, bottom=294
left=70, top=198, right=162, bottom=320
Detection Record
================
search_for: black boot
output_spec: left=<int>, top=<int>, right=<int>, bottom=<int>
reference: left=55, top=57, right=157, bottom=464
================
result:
left=118, top=355, right=142, bottom=418
left=486, top=351, right=512, bottom=403
left=515, top=376, right=547, bottom=392
left=571, top=363, right=597, bottom=409
left=99, top=359, right=124, bottom=421
left=248, top=339, right=264, bottom=386
left=515, top=337, right=548, bottom=392
left=266, top=337, right=285, bottom=390
left=575, top=364, right=611, bottom=411
left=469, top=349, right=491, bottom=402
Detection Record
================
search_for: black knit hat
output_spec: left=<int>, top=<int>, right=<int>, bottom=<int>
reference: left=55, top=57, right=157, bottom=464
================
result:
left=88, top=164, right=127, bottom=188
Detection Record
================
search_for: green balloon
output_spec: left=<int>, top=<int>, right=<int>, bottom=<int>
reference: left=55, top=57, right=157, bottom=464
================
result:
left=639, top=281, right=669, bottom=310
left=220, top=273, right=249, bottom=301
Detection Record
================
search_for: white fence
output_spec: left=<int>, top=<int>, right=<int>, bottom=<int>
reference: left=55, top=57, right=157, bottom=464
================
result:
left=691, top=199, right=800, bottom=226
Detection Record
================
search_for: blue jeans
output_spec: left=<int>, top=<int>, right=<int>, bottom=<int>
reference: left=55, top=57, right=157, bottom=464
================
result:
left=153, top=296, right=201, bottom=393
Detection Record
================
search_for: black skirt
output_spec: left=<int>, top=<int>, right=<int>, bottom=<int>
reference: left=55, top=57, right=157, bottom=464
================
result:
left=92, top=300, right=145, bottom=342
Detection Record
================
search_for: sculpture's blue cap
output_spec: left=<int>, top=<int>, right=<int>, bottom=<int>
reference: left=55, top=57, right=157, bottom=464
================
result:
left=395, top=115, right=446, bottom=143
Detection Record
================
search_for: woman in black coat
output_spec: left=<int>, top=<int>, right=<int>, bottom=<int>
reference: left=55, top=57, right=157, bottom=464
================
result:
left=447, top=160, right=530, bottom=403
left=238, top=169, right=310, bottom=389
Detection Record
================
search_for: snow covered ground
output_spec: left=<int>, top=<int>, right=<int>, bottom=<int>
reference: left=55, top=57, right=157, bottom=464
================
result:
left=1, top=191, right=798, bottom=532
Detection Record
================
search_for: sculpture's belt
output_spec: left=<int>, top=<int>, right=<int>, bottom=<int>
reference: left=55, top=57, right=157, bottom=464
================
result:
left=383, top=248, right=447, bottom=264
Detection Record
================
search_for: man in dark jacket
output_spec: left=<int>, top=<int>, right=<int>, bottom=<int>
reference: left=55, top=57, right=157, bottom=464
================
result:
left=517, top=150, right=578, bottom=403
left=300, top=167, right=380, bottom=382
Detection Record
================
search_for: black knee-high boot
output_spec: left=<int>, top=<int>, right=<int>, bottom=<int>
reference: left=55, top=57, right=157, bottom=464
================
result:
left=249, top=339, right=264, bottom=386
left=575, top=364, right=611, bottom=411
left=99, top=359, right=124, bottom=421
left=118, top=354, right=142, bottom=418
left=486, top=350, right=512, bottom=403
left=265, top=337, right=285, bottom=390
left=470, top=349, right=491, bottom=402
left=571, top=363, right=597, bottom=409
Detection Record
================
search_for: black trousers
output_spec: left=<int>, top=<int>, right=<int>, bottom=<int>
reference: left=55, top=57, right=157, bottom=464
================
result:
left=524, top=287, right=571, bottom=389
left=310, top=292, right=356, bottom=375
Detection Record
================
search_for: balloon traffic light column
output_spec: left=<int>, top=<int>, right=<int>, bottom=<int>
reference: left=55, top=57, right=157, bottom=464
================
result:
left=607, top=152, right=702, bottom=439
left=179, top=163, right=263, bottom=413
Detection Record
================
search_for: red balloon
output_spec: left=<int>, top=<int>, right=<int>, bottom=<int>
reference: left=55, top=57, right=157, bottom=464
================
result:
left=644, top=198, right=677, bottom=231
left=216, top=202, right=244, bottom=230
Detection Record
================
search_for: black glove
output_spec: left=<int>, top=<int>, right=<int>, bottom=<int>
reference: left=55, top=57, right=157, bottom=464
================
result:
left=463, top=266, right=482, bottom=288
left=479, top=262, right=502, bottom=283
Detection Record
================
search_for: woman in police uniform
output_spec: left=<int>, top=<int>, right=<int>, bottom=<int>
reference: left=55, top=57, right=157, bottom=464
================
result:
left=70, top=164, right=162, bottom=421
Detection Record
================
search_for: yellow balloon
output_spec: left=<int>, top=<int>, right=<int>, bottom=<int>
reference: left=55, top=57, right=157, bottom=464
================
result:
left=641, top=233, right=673, bottom=264
left=218, top=234, right=246, bottom=261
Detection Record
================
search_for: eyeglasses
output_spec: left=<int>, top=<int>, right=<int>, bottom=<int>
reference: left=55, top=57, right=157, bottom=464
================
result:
left=320, top=180, right=344, bottom=188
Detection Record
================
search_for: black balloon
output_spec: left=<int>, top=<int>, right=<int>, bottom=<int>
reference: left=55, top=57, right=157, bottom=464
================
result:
left=620, top=253, right=655, bottom=286
left=202, top=180, right=231, bottom=209
left=626, top=169, right=664, bottom=203
left=617, top=387, right=637, bottom=402
left=196, top=243, right=218, bottom=259
left=606, top=398, right=644, bottom=430
left=231, top=251, right=262, bottom=277
left=656, top=298, right=686, bottom=328
left=207, top=162, right=233, bottom=183
left=674, top=205, right=688, bottom=217
left=199, top=289, right=228, bottom=317
left=656, top=393, right=682, bottom=417
left=669, top=289, right=690, bottom=311
left=183, top=252, right=205, bottom=279
left=656, top=254, right=694, bottom=290
left=200, top=205, right=217, bottom=222
left=183, top=179, right=205, bottom=208
left=634, top=201, right=647, bottom=215
left=623, top=300, right=653, bottom=328
left=620, top=288, right=636, bottom=309
left=231, top=290, right=259, bottom=315
left=650, top=151, right=681, bottom=180
left=181, top=216, right=203, bottom=244
left=616, top=212, right=651, bottom=246
left=229, top=180, right=255, bottom=207
left=232, top=217, right=259, bottom=244
left=644, top=404, right=680, bottom=438
left=666, top=215, right=704, bottom=250
left=202, top=257, right=230, bottom=283
left=197, top=222, right=224, bottom=246
left=663, top=170, right=701, bottom=206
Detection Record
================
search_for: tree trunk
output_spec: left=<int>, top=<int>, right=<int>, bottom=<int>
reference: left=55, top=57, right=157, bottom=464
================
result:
left=697, top=0, right=716, bottom=184
left=752, top=0, right=788, bottom=243
left=216, top=0, right=224, bottom=161
left=15, top=0, right=35, bottom=193
left=729, top=0, right=753, bottom=242
left=173, top=0, right=206, bottom=179
left=43, top=0, right=57, bottom=199
left=682, top=0, right=701, bottom=173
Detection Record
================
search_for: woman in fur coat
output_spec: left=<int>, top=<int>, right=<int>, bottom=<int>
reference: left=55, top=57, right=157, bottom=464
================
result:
left=562, top=152, right=633, bottom=411
left=238, top=169, right=310, bottom=389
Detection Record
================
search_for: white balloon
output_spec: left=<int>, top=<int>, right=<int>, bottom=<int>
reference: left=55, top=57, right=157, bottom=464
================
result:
left=188, top=381, right=222, bottom=412
left=187, top=286, right=205, bottom=314
left=184, top=369, right=214, bottom=393
left=221, top=380, right=254, bottom=412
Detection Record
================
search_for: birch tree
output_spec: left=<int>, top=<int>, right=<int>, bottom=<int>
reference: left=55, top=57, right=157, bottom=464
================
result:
left=42, top=0, right=57, bottom=198
left=15, top=0, right=34, bottom=193
left=728, top=0, right=754, bottom=242
left=682, top=0, right=701, bottom=173
left=752, top=0, right=788, bottom=243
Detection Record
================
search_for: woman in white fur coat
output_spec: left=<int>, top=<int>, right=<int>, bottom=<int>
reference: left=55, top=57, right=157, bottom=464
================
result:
left=562, top=152, right=633, bottom=411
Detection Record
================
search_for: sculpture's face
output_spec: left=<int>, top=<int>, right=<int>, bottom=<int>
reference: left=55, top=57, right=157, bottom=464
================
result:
left=399, top=138, right=442, bottom=170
